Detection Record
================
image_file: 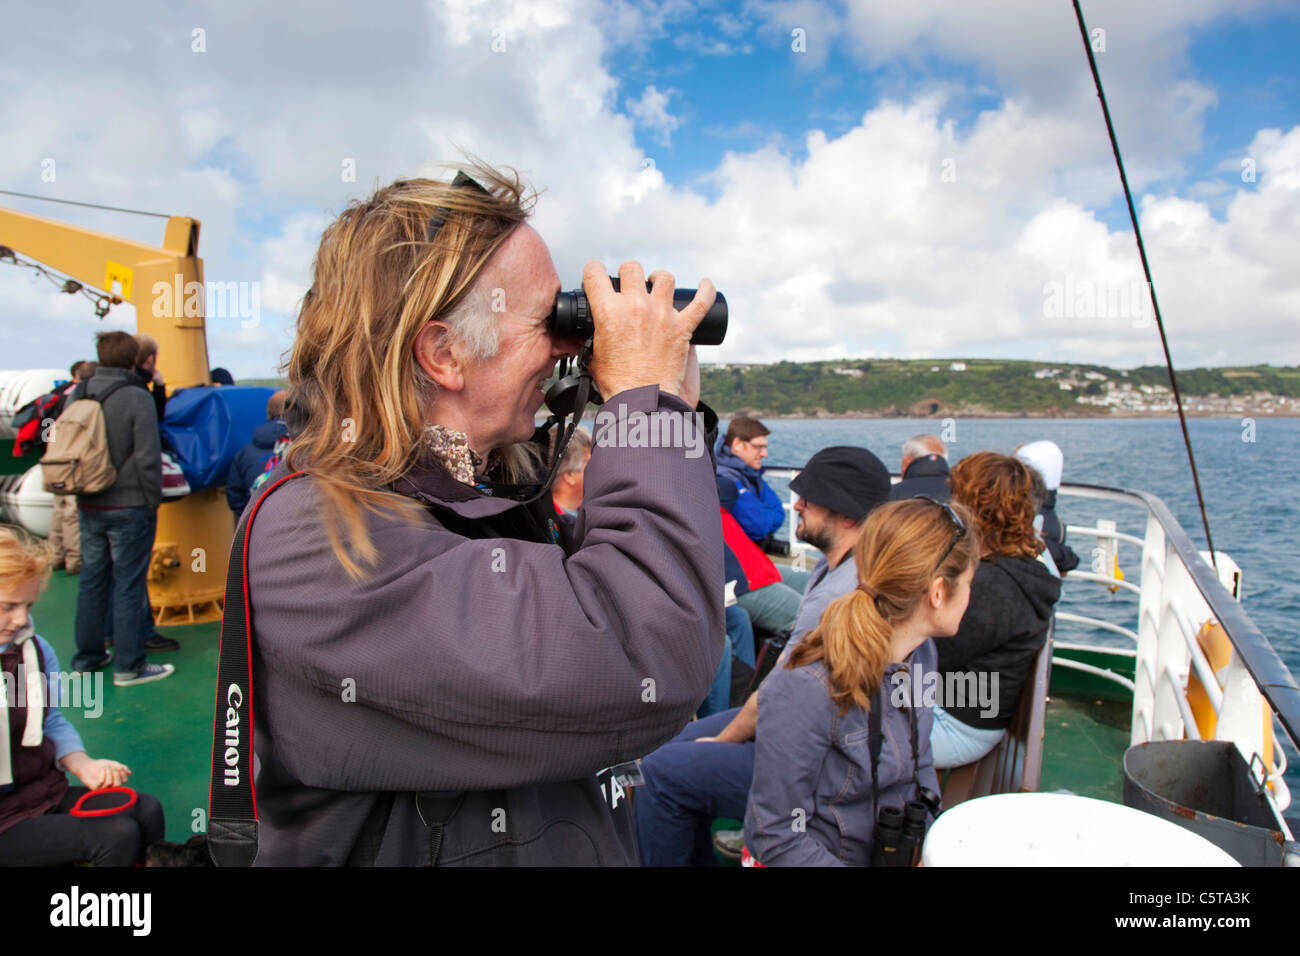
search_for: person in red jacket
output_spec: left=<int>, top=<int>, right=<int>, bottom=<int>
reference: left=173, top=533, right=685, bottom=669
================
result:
left=719, top=476, right=800, bottom=634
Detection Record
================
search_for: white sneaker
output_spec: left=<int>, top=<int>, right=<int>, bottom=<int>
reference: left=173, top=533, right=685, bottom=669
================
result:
left=114, top=663, right=175, bottom=687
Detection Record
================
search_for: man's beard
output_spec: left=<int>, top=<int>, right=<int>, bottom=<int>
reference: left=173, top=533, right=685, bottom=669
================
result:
left=796, top=518, right=832, bottom=553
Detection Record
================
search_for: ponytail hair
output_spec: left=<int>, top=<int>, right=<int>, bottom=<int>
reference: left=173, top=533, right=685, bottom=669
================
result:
left=788, top=498, right=980, bottom=713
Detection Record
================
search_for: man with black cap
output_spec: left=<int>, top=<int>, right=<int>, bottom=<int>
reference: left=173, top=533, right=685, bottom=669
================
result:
left=633, top=446, right=891, bottom=866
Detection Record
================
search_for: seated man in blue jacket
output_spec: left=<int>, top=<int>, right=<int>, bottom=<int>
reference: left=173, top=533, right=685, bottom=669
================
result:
left=715, top=417, right=785, bottom=546
left=225, top=390, right=288, bottom=515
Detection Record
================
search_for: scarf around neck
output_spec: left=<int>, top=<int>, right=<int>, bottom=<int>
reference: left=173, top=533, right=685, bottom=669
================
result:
left=424, top=425, right=483, bottom=486
left=0, top=618, right=44, bottom=788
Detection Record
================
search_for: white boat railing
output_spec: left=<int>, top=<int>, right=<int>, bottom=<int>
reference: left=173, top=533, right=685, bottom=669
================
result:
left=1057, top=482, right=1294, bottom=816
left=760, top=467, right=1299, bottom=817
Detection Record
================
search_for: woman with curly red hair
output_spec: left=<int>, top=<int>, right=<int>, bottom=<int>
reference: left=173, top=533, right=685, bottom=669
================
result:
left=931, top=452, right=1062, bottom=768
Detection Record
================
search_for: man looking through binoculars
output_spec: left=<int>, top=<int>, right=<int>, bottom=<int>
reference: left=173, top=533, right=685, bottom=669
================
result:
left=213, top=164, right=726, bottom=867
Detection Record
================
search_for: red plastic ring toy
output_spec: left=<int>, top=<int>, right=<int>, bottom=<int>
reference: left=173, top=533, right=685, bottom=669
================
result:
left=70, top=786, right=138, bottom=817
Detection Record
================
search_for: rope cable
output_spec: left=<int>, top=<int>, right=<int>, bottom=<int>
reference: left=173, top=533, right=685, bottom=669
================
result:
left=0, top=188, right=171, bottom=220
left=1072, top=0, right=1218, bottom=570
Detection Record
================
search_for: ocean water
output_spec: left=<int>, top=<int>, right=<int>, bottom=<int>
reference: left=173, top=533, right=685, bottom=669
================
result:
left=743, top=416, right=1300, bottom=798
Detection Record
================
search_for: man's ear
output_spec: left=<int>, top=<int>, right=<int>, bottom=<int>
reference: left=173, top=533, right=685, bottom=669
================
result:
left=414, top=320, right=466, bottom=392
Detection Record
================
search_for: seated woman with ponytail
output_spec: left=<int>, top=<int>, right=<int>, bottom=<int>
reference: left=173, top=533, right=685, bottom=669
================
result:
left=744, top=498, right=979, bottom=866
left=930, top=452, right=1062, bottom=768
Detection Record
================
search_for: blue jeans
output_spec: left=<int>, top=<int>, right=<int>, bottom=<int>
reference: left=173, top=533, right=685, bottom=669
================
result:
left=634, top=707, right=755, bottom=866
left=104, top=590, right=157, bottom=642
left=74, top=507, right=156, bottom=675
left=930, top=705, right=1006, bottom=769
left=700, top=607, right=757, bottom=719
left=779, top=565, right=812, bottom=595
left=735, top=581, right=802, bottom=634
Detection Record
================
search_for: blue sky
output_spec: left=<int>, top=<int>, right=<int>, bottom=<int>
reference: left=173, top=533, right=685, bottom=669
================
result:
left=616, top=3, right=1300, bottom=226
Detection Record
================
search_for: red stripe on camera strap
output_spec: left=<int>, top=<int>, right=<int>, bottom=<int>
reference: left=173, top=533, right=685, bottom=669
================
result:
left=207, top=470, right=305, bottom=866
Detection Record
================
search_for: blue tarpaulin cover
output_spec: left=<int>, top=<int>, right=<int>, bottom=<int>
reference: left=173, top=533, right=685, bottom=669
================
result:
left=160, top=385, right=276, bottom=491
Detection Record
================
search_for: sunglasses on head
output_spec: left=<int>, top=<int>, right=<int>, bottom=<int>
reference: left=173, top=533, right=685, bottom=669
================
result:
left=425, top=171, right=490, bottom=243
left=915, top=495, right=967, bottom=571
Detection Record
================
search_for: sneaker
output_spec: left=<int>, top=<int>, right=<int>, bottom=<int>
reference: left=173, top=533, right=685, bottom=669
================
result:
left=144, top=634, right=180, bottom=652
left=114, top=663, right=175, bottom=687
left=72, top=651, right=113, bottom=673
left=713, top=828, right=745, bottom=862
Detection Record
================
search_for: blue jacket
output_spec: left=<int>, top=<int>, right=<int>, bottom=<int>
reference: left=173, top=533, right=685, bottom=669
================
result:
left=745, top=640, right=940, bottom=866
left=225, top=418, right=288, bottom=514
left=715, top=440, right=785, bottom=543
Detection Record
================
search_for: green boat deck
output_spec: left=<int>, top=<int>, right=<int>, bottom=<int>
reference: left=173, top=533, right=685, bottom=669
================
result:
left=1040, top=694, right=1131, bottom=802
left=33, top=567, right=1139, bottom=847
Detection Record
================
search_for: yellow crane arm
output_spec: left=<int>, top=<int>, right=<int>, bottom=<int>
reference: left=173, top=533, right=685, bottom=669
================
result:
left=0, top=207, right=211, bottom=388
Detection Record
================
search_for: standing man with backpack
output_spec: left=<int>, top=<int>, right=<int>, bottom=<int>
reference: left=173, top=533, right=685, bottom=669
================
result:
left=63, top=331, right=172, bottom=686
left=47, top=360, right=94, bottom=574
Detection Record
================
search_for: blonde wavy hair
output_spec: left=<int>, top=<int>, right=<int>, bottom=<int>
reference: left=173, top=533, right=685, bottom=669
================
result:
left=789, top=498, right=980, bottom=714
left=0, top=525, right=52, bottom=595
left=284, top=163, right=541, bottom=579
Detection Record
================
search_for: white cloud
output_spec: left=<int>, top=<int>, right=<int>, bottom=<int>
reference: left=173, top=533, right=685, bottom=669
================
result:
left=626, top=85, right=682, bottom=146
left=0, top=0, right=1295, bottom=384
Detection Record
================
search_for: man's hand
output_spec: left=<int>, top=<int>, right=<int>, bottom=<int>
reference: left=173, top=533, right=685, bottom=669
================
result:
left=151, top=369, right=164, bottom=388
left=582, top=261, right=715, bottom=402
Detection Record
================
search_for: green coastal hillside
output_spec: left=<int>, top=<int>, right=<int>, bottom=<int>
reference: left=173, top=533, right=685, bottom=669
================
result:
left=237, top=361, right=1300, bottom=417
left=697, top=359, right=1300, bottom=417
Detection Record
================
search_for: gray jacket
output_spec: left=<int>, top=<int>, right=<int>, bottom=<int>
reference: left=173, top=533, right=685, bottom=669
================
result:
left=245, top=386, right=724, bottom=865
left=75, top=367, right=162, bottom=510
left=745, top=641, right=940, bottom=866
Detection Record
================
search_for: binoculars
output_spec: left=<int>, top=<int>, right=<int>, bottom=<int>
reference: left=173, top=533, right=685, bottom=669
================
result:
left=872, top=787, right=941, bottom=867
left=548, top=277, right=728, bottom=345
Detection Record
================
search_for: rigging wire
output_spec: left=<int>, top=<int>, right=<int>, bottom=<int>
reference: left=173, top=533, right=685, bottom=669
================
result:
left=1072, top=0, right=1218, bottom=571
left=0, top=246, right=119, bottom=318
left=0, top=188, right=171, bottom=220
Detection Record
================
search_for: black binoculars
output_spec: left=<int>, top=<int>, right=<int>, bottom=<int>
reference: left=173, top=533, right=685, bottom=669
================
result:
left=872, top=787, right=941, bottom=867
left=548, top=277, right=728, bottom=345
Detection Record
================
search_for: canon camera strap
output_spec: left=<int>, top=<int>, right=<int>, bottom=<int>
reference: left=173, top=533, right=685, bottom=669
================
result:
left=207, top=470, right=306, bottom=866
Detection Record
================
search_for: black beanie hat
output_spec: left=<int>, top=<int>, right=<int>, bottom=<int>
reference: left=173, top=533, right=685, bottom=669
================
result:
left=789, top=446, right=890, bottom=521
